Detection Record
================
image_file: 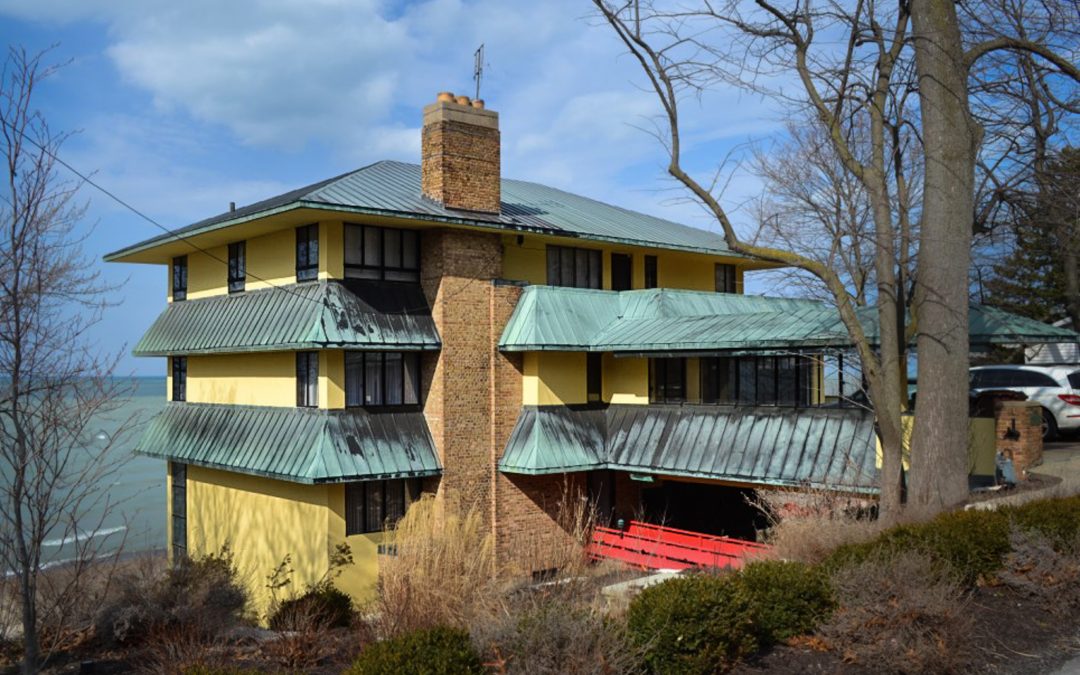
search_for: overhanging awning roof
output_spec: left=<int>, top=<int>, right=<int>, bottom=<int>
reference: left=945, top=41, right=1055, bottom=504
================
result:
left=137, top=403, right=441, bottom=483
left=499, top=286, right=1079, bottom=353
left=500, top=404, right=880, bottom=493
left=135, top=279, right=440, bottom=356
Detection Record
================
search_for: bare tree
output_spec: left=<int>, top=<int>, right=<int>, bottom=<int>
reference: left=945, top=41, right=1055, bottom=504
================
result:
left=0, top=47, right=131, bottom=673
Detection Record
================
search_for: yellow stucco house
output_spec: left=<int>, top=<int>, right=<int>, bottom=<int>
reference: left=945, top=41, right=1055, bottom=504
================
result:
left=107, top=93, right=1073, bottom=614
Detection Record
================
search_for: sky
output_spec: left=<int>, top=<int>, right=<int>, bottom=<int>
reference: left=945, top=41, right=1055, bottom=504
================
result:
left=0, top=0, right=788, bottom=375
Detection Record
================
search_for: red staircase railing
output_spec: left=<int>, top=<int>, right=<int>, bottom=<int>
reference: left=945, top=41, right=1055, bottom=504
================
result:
left=587, top=520, right=770, bottom=571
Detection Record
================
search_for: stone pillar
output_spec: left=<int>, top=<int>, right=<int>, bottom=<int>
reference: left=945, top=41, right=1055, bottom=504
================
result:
left=996, top=400, right=1043, bottom=480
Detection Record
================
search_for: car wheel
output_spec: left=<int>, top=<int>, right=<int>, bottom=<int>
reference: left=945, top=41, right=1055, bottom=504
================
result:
left=1042, top=408, right=1058, bottom=442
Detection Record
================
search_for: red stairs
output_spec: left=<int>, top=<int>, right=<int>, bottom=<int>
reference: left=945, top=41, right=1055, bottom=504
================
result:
left=588, top=520, right=770, bottom=571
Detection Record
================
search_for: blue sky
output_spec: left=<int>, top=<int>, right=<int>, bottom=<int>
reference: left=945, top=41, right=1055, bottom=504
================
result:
left=0, top=0, right=785, bottom=375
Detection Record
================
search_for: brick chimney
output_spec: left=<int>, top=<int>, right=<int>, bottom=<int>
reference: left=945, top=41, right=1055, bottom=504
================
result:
left=421, top=92, right=501, bottom=214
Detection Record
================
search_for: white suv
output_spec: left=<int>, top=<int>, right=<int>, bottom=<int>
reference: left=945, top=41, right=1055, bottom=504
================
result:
left=970, top=365, right=1080, bottom=440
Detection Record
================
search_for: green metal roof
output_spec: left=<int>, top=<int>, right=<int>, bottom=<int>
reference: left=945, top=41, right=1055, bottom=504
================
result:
left=105, top=161, right=746, bottom=262
left=136, top=403, right=441, bottom=483
left=499, top=286, right=1079, bottom=353
left=500, top=404, right=879, bottom=493
left=135, top=279, right=440, bottom=356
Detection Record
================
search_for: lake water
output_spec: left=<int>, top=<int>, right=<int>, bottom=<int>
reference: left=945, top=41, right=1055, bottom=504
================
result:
left=35, top=378, right=168, bottom=570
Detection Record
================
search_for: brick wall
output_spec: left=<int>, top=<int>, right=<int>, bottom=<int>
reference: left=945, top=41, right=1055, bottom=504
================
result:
left=421, top=100, right=501, bottom=214
left=995, top=400, right=1043, bottom=480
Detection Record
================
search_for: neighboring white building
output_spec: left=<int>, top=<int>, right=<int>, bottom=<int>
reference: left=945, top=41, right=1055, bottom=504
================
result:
left=1026, top=318, right=1080, bottom=364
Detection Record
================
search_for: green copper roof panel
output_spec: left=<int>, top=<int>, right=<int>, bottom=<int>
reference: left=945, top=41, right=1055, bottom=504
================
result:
left=105, top=161, right=746, bottom=261
left=136, top=403, right=441, bottom=483
left=500, top=404, right=879, bottom=493
left=134, top=279, right=440, bottom=356
left=499, top=286, right=1080, bottom=353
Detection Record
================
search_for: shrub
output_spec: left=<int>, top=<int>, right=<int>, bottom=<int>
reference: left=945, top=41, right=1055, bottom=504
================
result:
left=627, top=574, right=757, bottom=674
left=999, top=526, right=1080, bottom=610
left=824, top=508, right=1011, bottom=585
left=1011, top=494, right=1080, bottom=551
left=95, top=547, right=247, bottom=646
left=182, top=668, right=262, bottom=675
left=268, top=581, right=355, bottom=630
left=736, top=560, right=834, bottom=643
left=818, top=550, right=975, bottom=675
left=346, top=626, right=483, bottom=675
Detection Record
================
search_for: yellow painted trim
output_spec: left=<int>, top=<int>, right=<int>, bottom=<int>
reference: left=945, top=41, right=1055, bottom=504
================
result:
left=321, top=350, right=345, bottom=409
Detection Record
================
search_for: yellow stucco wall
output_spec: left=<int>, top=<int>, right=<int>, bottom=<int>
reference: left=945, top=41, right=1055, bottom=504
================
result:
left=604, top=355, right=649, bottom=404
left=500, top=233, right=747, bottom=292
left=186, top=352, right=296, bottom=407
left=179, top=227, right=307, bottom=300
left=326, top=484, right=382, bottom=606
left=523, top=352, right=588, bottom=405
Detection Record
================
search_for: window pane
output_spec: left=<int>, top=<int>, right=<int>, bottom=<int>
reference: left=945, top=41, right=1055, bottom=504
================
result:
left=383, top=228, right=402, bottom=269
left=587, top=353, right=602, bottom=403
left=560, top=247, right=575, bottom=287
left=701, top=358, right=718, bottom=403
left=402, top=230, right=419, bottom=270
left=344, top=224, right=363, bottom=267
left=757, top=357, right=777, bottom=404
left=385, top=269, right=420, bottom=282
left=575, top=249, right=590, bottom=288
left=365, top=481, right=384, bottom=532
left=345, top=353, right=363, bottom=407
left=547, top=247, right=561, bottom=285
left=403, top=354, right=420, bottom=405
left=364, top=226, right=382, bottom=267
left=365, top=353, right=383, bottom=405
left=777, top=356, right=797, bottom=406
left=665, top=358, right=685, bottom=401
left=718, top=358, right=737, bottom=404
left=385, top=353, right=403, bottom=405
left=738, top=357, right=756, bottom=405
left=589, top=250, right=602, bottom=289
left=644, top=256, right=658, bottom=289
left=308, top=353, right=319, bottom=406
left=385, top=480, right=406, bottom=524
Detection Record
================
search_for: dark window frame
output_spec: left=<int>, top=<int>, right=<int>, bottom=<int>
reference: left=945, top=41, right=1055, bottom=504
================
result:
left=171, top=462, right=187, bottom=561
left=611, top=253, right=633, bottom=291
left=587, top=353, right=603, bottom=404
left=295, top=224, right=319, bottom=282
left=344, top=223, right=421, bottom=283
left=171, top=356, right=187, bottom=402
left=644, top=255, right=658, bottom=289
left=296, top=352, right=319, bottom=408
left=546, top=245, right=602, bottom=289
left=715, top=263, right=737, bottom=293
left=344, top=351, right=421, bottom=408
left=172, top=255, right=188, bottom=301
left=228, top=241, right=246, bottom=293
left=649, top=358, right=687, bottom=403
left=345, top=478, right=422, bottom=535
left=700, top=355, right=816, bottom=407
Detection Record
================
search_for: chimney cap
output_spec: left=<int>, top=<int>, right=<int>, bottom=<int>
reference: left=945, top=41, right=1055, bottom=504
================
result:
left=455, top=95, right=471, bottom=106
left=471, top=99, right=485, bottom=109
left=436, top=91, right=455, bottom=102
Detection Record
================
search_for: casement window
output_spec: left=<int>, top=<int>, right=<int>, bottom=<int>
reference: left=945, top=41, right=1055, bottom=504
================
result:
left=228, top=241, right=246, bottom=293
left=344, top=224, right=420, bottom=282
left=172, top=256, right=188, bottom=301
left=345, top=478, right=422, bottom=535
left=611, top=253, right=633, bottom=291
left=170, top=462, right=187, bottom=561
left=296, top=352, right=319, bottom=408
left=587, top=353, right=603, bottom=404
left=644, top=255, right=658, bottom=289
left=171, top=356, right=187, bottom=402
left=344, top=352, right=420, bottom=407
left=701, top=355, right=816, bottom=407
left=295, top=224, right=319, bottom=282
left=715, top=263, right=737, bottom=293
left=649, top=358, right=686, bottom=403
left=546, top=245, right=602, bottom=289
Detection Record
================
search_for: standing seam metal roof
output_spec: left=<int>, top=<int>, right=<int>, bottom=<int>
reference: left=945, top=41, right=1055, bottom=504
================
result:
left=136, top=403, right=441, bottom=483
left=499, top=404, right=880, bottom=493
left=104, top=161, right=745, bottom=261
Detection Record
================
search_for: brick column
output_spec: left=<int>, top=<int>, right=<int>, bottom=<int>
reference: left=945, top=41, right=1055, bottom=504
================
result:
left=996, top=400, right=1043, bottom=480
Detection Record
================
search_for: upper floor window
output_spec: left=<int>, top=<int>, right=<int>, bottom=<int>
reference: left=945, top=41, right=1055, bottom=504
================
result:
left=587, top=353, right=603, bottom=404
left=171, top=356, right=187, bottom=402
left=611, top=253, right=632, bottom=291
left=172, top=256, right=188, bottom=301
left=547, top=245, right=601, bottom=289
left=345, top=352, right=420, bottom=407
left=228, top=241, right=246, bottom=293
left=715, top=263, right=737, bottom=293
left=701, top=355, right=814, bottom=407
left=345, top=224, right=420, bottom=282
left=296, top=224, right=319, bottom=282
left=296, top=352, right=318, bottom=408
left=345, top=478, right=421, bottom=535
left=649, top=358, right=686, bottom=403
left=644, top=255, right=658, bottom=289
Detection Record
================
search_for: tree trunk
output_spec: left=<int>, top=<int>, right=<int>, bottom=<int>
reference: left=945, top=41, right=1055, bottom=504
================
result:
left=1060, top=221, right=1080, bottom=333
left=907, top=0, right=976, bottom=514
left=20, top=569, right=39, bottom=674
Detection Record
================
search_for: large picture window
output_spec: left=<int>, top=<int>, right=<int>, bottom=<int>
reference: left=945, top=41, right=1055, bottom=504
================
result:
left=296, top=352, right=318, bottom=408
left=345, top=352, right=420, bottom=407
left=344, top=224, right=420, bottom=282
left=171, top=356, right=187, bottom=402
left=649, top=358, right=686, bottom=403
left=172, top=256, right=188, bottom=301
left=228, top=241, right=246, bottom=293
left=345, top=478, right=422, bottom=535
left=296, top=224, right=319, bottom=282
left=546, top=245, right=601, bottom=289
left=701, top=355, right=816, bottom=407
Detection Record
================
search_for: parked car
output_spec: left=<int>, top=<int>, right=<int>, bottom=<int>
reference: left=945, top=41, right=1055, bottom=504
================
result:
left=969, top=365, right=1080, bottom=440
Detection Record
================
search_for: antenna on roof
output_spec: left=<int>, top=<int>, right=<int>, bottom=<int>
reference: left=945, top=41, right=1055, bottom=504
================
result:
left=473, top=43, right=485, bottom=101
